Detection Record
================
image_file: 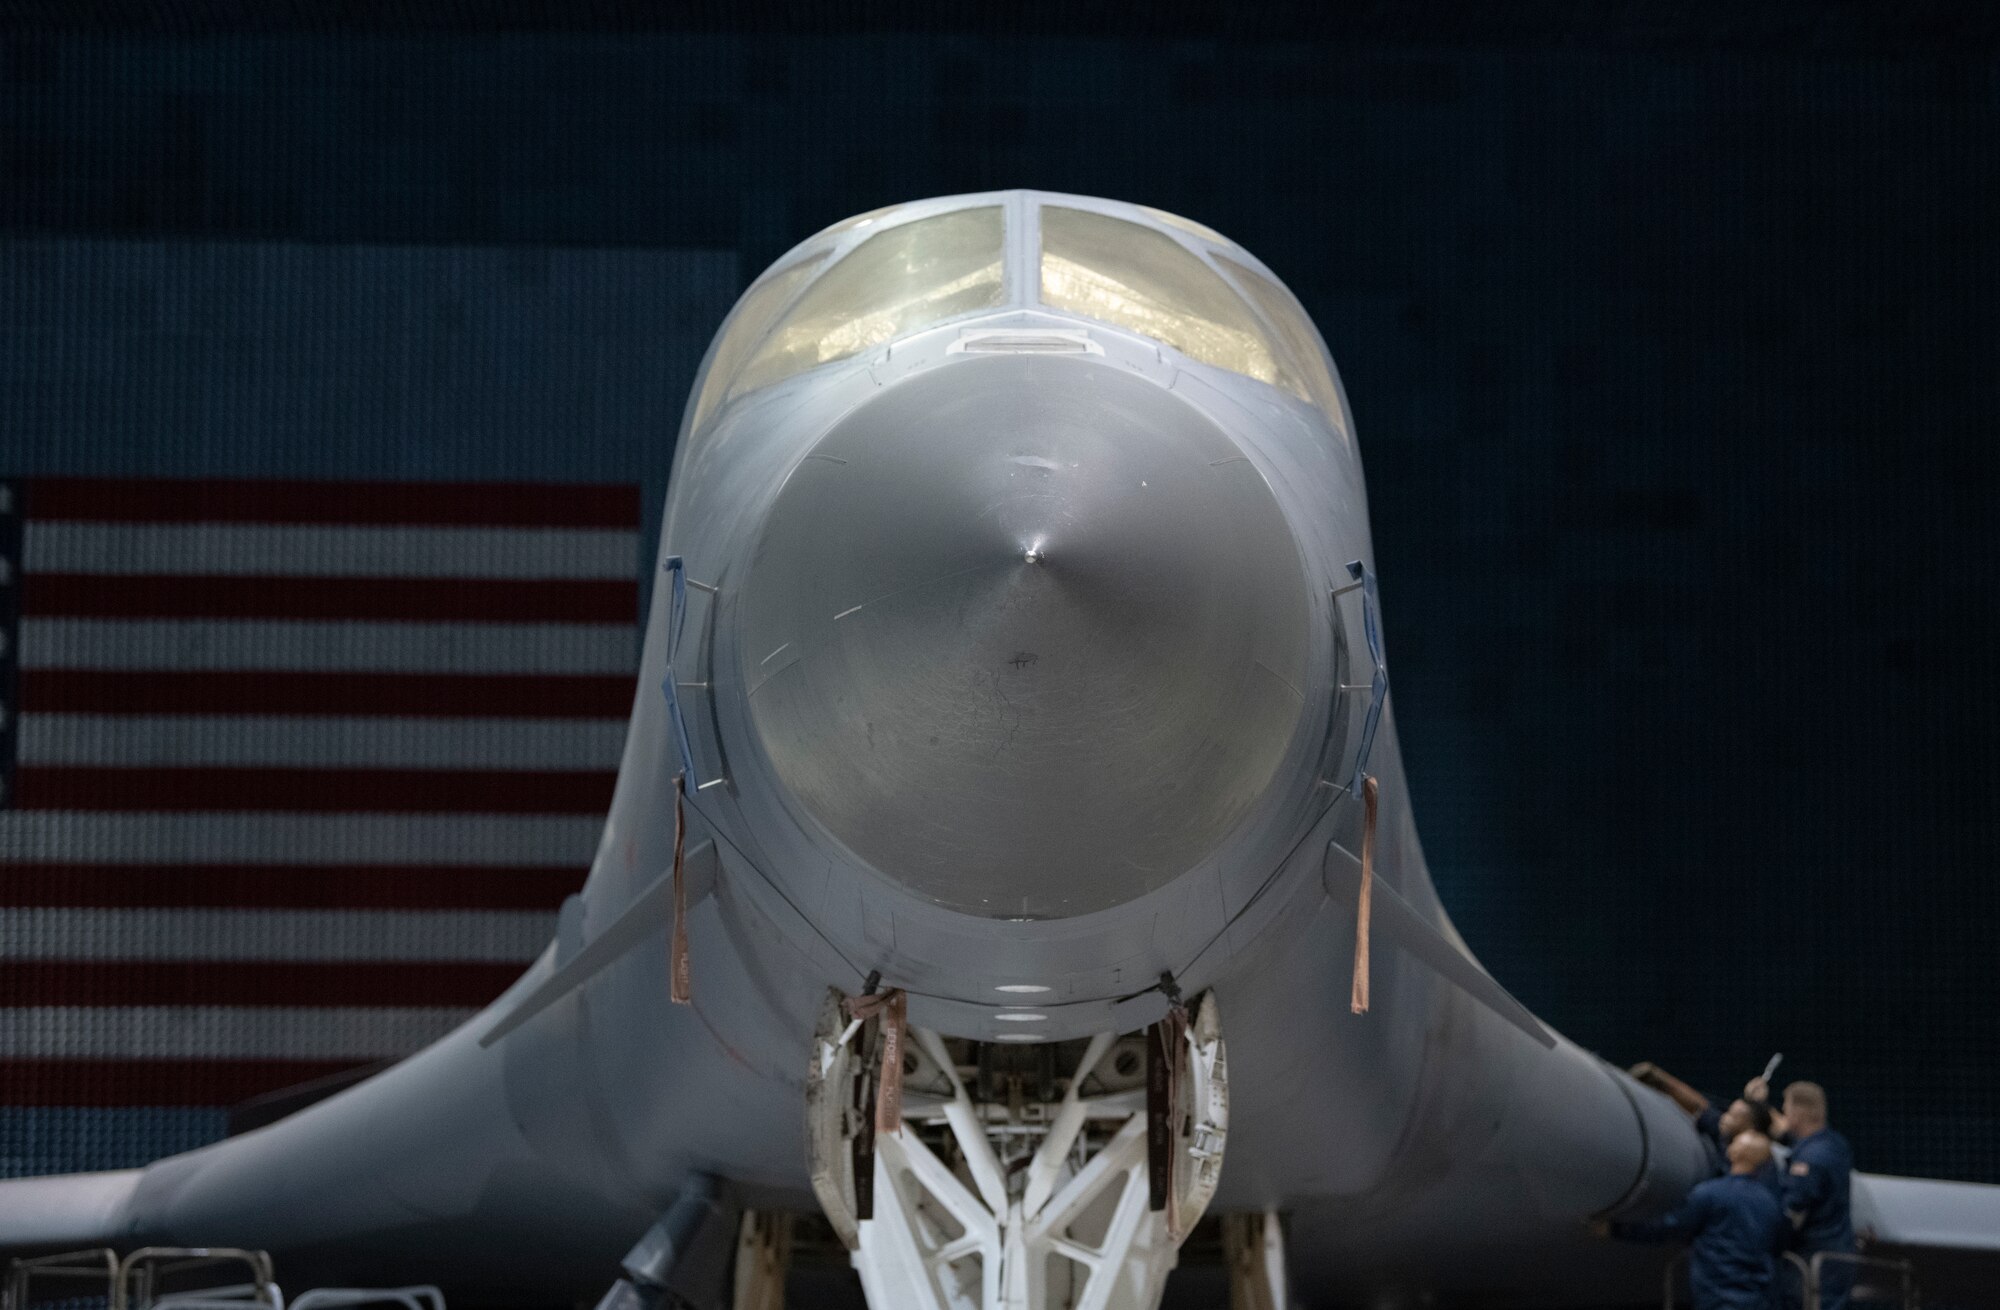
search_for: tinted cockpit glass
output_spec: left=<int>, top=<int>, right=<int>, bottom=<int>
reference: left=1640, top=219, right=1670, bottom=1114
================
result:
left=805, top=202, right=903, bottom=244
left=1137, top=204, right=1232, bottom=246
left=727, top=206, right=1006, bottom=403
left=1214, top=253, right=1346, bottom=431
left=688, top=251, right=829, bottom=434
left=1039, top=206, right=1304, bottom=399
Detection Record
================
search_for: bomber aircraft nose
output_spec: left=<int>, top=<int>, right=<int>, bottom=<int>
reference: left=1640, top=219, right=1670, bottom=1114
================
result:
left=737, top=353, right=1313, bottom=919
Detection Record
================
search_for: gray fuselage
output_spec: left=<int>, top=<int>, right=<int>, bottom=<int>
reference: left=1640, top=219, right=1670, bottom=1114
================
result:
left=21, top=192, right=1712, bottom=1307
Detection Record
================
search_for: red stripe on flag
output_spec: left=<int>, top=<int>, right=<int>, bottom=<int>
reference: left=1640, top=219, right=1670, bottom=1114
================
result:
left=0, top=1059, right=374, bottom=1107
left=0, top=961, right=525, bottom=1009
left=21, top=671, right=635, bottom=718
left=21, top=574, right=638, bottom=623
left=0, top=864, right=582, bottom=911
left=10, top=767, right=617, bottom=814
left=26, top=478, right=641, bottom=528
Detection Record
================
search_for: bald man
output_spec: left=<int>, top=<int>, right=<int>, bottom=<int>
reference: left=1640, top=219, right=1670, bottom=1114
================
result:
left=1603, top=1131, right=1787, bottom=1310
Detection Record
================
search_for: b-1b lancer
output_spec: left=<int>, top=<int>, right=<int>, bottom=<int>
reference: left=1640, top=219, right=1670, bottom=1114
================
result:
left=5, top=191, right=1997, bottom=1309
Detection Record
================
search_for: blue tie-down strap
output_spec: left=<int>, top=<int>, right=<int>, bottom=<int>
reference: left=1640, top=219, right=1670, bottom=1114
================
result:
left=1344, top=559, right=1388, bottom=797
left=660, top=556, right=697, bottom=795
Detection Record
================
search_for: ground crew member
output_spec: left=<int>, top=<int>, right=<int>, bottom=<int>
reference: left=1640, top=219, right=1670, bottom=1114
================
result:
left=1629, top=1061, right=1784, bottom=1198
left=1597, top=1130, right=1787, bottom=1310
left=1755, top=1080, right=1857, bottom=1310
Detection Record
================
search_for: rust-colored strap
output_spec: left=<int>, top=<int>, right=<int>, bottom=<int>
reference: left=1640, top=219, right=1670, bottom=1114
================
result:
left=670, top=779, right=691, bottom=1006
left=1350, top=774, right=1378, bottom=1015
left=845, top=988, right=908, bottom=1138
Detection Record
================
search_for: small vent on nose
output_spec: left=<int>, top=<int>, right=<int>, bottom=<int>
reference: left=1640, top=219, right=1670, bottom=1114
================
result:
left=950, top=328, right=1102, bottom=356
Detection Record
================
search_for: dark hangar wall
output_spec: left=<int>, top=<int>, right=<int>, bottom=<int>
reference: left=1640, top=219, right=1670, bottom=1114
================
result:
left=0, top=238, right=730, bottom=1173
left=2, top=10, right=1996, bottom=1186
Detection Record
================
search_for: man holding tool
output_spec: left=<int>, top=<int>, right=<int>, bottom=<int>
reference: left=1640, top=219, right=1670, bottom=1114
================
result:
left=1629, top=1055, right=1787, bottom=1197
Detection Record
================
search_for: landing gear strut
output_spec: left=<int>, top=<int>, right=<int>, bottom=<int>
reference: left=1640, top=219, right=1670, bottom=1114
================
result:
left=805, top=992, right=1228, bottom=1310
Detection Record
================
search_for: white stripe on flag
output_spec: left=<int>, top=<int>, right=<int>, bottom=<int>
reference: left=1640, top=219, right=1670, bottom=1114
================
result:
left=23, top=522, right=640, bottom=580
left=0, top=812, right=604, bottom=866
left=0, top=908, right=554, bottom=963
left=15, top=714, right=628, bottom=770
left=19, top=618, right=636, bottom=674
left=0, top=1007, right=476, bottom=1060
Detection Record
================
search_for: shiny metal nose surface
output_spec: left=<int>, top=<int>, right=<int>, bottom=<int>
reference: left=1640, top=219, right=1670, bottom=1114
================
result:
left=738, top=354, right=1311, bottom=919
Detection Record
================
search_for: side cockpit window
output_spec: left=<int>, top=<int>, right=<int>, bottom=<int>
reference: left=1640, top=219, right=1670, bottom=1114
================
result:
left=1039, top=206, right=1303, bottom=400
left=1213, top=253, right=1346, bottom=431
left=688, top=250, right=829, bottom=434
left=1136, top=203, right=1232, bottom=246
left=727, top=206, right=1006, bottom=404
left=805, top=203, right=903, bottom=243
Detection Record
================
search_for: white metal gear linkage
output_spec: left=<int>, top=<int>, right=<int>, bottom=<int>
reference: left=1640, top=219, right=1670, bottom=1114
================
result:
left=806, top=991, right=1229, bottom=1310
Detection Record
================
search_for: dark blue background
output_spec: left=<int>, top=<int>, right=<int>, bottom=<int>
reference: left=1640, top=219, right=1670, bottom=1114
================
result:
left=3, top=7, right=1996, bottom=1188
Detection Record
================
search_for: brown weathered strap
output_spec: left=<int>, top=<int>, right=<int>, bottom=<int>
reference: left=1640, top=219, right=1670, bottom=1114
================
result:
left=669, top=779, right=692, bottom=1006
left=1350, top=774, right=1378, bottom=1015
left=844, top=988, right=908, bottom=1138
left=842, top=990, right=895, bottom=1021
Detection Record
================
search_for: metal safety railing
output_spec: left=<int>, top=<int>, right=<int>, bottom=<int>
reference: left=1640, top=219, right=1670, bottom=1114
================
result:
left=6, top=1248, right=278, bottom=1310
left=121, top=1248, right=281, bottom=1310
left=1662, top=1248, right=1920, bottom=1309
left=6, top=1251, right=446, bottom=1310
left=289, top=1289, right=444, bottom=1310
left=1812, top=1251, right=1920, bottom=1309
left=5, top=1247, right=119, bottom=1310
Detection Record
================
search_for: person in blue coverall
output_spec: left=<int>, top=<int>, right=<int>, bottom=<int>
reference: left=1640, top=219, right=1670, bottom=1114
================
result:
left=1598, top=1130, right=1787, bottom=1310
left=1748, top=1079, right=1858, bottom=1310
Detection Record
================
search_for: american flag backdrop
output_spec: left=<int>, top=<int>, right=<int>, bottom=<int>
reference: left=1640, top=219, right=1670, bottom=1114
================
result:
left=0, top=477, right=638, bottom=1117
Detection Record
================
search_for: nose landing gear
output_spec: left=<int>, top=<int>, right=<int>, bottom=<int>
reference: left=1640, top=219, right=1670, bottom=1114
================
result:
left=805, top=992, right=1228, bottom=1310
